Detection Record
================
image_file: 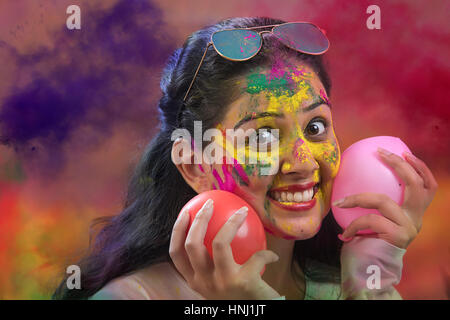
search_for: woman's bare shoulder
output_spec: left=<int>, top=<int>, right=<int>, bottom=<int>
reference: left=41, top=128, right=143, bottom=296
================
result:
left=89, top=271, right=151, bottom=300
left=89, top=262, right=203, bottom=300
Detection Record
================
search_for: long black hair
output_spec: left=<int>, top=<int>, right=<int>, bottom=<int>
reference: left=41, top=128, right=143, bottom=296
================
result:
left=53, top=16, right=342, bottom=300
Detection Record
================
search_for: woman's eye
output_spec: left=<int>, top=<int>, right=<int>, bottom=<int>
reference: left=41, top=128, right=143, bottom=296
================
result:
left=259, top=130, right=276, bottom=145
left=306, top=119, right=327, bottom=137
left=246, top=127, right=278, bottom=150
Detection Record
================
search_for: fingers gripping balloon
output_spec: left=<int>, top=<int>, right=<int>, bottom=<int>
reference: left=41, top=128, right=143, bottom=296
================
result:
left=179, top=190, right=267, bottom=266
left=331, top=136, right=412, bottom=235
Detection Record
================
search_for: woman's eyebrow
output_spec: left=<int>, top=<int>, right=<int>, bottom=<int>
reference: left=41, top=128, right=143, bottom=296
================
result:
left=233, top=97, right=329, bottom=129
left=303, top=97, right=331, bottom=112
left=233, top=111, right=284, bottom=129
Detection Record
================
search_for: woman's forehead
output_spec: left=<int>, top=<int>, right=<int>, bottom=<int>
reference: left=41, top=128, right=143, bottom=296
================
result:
left=225, top=62, right=328, bottom=121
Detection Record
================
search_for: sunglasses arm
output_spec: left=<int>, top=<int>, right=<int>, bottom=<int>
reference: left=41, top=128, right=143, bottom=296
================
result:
left=183, top=42, right=213, bottom=102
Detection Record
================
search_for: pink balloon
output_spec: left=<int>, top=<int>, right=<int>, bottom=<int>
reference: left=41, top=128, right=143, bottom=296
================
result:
left=331, top=136, right=412, bottom=235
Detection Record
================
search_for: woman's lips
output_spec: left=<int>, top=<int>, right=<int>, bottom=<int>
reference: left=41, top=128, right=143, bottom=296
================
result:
left=270, top=181, right=318, bottom=193
left=268, top=196, right=317, bottom=211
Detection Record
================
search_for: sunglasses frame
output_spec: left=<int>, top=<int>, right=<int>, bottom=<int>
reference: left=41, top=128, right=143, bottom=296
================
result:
left=182, top=21, right=329, bottom=102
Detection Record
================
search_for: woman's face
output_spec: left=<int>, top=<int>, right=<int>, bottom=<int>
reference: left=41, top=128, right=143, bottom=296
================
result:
left=203, top=59, right=340, bottom=240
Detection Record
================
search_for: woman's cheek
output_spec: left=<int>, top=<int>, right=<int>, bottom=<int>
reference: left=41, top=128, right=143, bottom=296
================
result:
left=241, top=146, right=280, bottom=177
left=324, top=138, right=341, bottom=179
left=308, top=138, right=340, bottom=179
left=209, top=155, right=273, bottom=207
left=308, top=138, right=340, bottom=212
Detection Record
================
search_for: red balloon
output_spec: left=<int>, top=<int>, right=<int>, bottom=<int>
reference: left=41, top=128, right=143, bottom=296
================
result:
left=179, top=190, right=266, bottom=268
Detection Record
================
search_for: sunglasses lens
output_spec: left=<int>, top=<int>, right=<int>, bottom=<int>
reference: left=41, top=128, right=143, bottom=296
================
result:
left=212, top=29, right=261, bottom=60
left=273, top=23, right=329, bottom=54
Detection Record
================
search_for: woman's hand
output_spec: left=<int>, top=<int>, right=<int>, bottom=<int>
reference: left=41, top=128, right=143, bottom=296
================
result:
left=169, top=198, right=281, bottom=300
left=335, top=148, right=438, bottom=249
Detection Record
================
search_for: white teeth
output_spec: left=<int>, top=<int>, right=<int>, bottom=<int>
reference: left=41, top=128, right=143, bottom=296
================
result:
left=303, top=189, right=314, bottom=201
left=272, top=188, right=315, bottom=203
left=294, top=192, right=303, bottom=202
left=302, top=190, right=310, bottom=201
left=286, top=192, right=293, bottom=202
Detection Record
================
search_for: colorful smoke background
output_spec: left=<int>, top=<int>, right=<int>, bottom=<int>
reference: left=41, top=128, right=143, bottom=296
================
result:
left=0, top=0, right=448, bottom=299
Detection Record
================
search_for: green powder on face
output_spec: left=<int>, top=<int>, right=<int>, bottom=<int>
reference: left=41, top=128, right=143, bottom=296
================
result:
left=263, top=182, right=277, bottom=225
left=323, top=141, right=339, bottom=165
left=245, top=72, right=295, bottom=97
left=242, top=161, right=274, bottom=178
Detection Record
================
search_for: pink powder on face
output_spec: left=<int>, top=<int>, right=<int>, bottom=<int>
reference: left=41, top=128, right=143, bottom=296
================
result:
left=263, top=55, right=313, bottom=93
left=282, top=235, right=297, bottom=240
left=231, top=157, right=250, bottom=185
left=212, top=156, right=250, bottom=191
left=291, top=65, right=309, bottom=78
left=211, top=157, right=252, bottom=201
left=264, top=226, right=276, bottom=236
left=263, top=226, right=298, bottom=240
left=320, top=88, right=329, bottom=104
left=293, top=137, right=306, bottom=161
left=295, top=137, right=305, bottom=147
left=212, top=164, right=236, bottom=192
left=266, top=57, right=287, bottom=84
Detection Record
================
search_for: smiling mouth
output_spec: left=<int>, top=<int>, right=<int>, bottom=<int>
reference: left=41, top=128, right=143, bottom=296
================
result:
left=267, top=182, right=320, bottom=211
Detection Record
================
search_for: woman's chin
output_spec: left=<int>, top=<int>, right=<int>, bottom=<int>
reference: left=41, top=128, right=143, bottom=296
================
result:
left=264, top=223, right=322, bottom=241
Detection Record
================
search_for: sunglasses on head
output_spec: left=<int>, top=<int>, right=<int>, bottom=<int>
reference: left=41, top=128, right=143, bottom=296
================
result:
left=183, top=21, right=330, bottom=102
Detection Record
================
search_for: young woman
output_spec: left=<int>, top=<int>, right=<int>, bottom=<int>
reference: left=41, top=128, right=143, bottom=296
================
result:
left=53, top=16, right=437, bottom=300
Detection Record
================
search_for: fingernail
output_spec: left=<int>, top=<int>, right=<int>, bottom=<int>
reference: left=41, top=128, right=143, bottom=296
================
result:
left=377, top=147, right=392, bottom=156
left=203, top=199, right=214, bottom=213
left=404, top=151, right=416, bottom=160
left=332, top=198, right=346, bottom=207
left=178, top=208, right=188, bottom=220
left=234, top=206, right=248, bottom=217
left=338, top=234, right=353, bottom=242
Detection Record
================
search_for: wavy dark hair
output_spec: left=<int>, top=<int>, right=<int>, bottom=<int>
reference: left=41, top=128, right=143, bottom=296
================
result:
left=53, top=16, right=342, bottom=300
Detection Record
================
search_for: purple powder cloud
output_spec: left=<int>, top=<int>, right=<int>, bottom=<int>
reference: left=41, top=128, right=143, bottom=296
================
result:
left=0, top=0, right=176, bottom=175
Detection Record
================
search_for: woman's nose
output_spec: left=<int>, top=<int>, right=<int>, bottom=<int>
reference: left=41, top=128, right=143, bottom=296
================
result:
left=280, top=138, right=319, bottom=178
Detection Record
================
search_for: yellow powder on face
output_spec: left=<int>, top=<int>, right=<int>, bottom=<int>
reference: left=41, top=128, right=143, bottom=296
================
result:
left=292, top=66, right=315, bottom=81
left=279, top=221, right=293, bottom=233
left=281, top=162, right=292, bottom=171
left=294, top=138, right=316, bottom=165
left=306, top=139, right=341, bottom=178
left=212, top=123, right=235, bottom=158
left=215, top=67, right=340, bottom=181
left=259, top=71, right=318, bottom=167
left=212, top=123, right=279, bottom=176
left=266, top=79, right=311, bottom=115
